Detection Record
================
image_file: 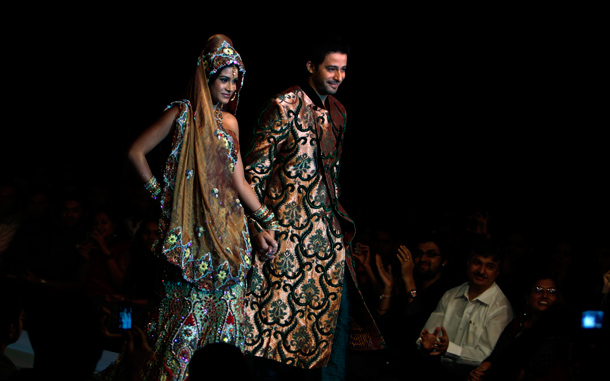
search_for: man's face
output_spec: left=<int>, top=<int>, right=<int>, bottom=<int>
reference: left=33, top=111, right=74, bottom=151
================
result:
left=308, top=52, right=348, bottom=97
left=414, top=242, right=445, bottom=278
left=467, top=254, right=500, bottom=292
left=61, top=200, right=84, bottom=227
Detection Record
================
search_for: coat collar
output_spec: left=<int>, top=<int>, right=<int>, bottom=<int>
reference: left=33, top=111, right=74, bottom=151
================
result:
left=300, top=81, right=327, bottom=109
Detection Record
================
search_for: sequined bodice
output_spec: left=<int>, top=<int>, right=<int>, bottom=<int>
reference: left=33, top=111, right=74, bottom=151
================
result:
left=215, top=109, right=239, bottom=173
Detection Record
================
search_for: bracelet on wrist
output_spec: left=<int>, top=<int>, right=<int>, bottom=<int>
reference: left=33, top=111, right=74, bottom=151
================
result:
left=144, top=176, right=162, bottom=200
left=250, top=205, right=280, bottom=232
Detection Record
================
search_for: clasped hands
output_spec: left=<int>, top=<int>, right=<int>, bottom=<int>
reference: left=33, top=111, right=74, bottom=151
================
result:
left=420, top=326, right=449, bottom=355
left=252, top=230, right=278, bottom=260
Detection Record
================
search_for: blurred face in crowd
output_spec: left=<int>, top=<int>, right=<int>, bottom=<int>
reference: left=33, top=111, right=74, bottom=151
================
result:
left=94, top=212, right=116, bottom=240
left=467, top=254, right=500, bottom=293
left=141, top=220, right=160, bottom=250
left=62, top=200, right=84, bottom=227
left=414, top=241, right=446, bottom=278
left=528, top=278, right=558, bottom=313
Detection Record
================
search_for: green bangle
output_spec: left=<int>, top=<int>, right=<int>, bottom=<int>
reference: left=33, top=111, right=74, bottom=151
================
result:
left=144, top=176, right=161, bottom=199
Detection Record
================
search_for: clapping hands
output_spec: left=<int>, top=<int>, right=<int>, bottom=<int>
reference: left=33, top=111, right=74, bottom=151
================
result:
left=420, top=326, right=449, bottom=355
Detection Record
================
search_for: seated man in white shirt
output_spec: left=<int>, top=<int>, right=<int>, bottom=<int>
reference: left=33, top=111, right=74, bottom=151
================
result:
left=416, top=239, right=514, bottom=378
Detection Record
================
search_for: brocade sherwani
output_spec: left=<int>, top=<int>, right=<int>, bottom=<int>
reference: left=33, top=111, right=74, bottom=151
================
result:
left=244, top=84, right=383, bottom=369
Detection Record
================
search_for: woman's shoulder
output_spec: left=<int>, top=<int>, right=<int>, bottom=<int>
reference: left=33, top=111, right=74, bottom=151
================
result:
left=221, top=111, right=238, bottom=133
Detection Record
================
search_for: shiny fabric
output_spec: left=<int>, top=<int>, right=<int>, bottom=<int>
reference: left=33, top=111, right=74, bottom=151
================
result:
left=146, top=275, right=246, bottom=380
left=102, top=35, right=250, bottom=381
left=103, top=271, right=247, bottom=381
left=157, top=35, right=250, bottom=291
left=243, top=85, right=384, bottom=369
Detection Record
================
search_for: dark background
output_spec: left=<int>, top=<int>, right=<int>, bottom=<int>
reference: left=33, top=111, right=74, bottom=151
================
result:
left=3, top=7, right=607, bottom=241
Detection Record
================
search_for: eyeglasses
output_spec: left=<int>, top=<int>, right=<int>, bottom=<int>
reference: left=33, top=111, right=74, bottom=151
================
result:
left=413, top=250, right=441, bottom=259
left=532, top=286, right=557, bottom=295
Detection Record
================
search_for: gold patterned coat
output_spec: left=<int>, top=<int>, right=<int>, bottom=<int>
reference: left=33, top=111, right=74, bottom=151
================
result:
left=243, top=84, right=383, bottom=369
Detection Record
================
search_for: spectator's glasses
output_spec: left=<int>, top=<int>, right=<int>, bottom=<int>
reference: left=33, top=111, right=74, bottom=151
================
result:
left=413, top=250, right=441, bottom=259
left=532, top=286, right=557, bottom=295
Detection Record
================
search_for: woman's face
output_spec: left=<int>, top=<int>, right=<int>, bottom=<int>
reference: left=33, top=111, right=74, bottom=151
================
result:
left=210, top=65, right=239, bottom=105
left=94, top=212, right=116, bottom=239
left=528, top=278, right=558, bottom=313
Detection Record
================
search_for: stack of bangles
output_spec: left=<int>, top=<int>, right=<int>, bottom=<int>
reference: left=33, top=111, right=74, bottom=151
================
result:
left=248, top=205, right=280, bottom=235
left=144, top=176, right=162, bottom=200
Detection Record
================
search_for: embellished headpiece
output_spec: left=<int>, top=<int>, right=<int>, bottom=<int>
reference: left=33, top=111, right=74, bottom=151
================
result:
left=198, top=34, right=246, bottom=114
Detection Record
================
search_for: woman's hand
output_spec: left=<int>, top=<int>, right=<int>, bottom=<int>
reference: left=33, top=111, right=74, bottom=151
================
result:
left=91, top=230, right=112, bottom=256
left=254, top=231, right=278, bottom=260
left=353, top=243, right=372, bottom=270
left=375, top=254, right=394, bottom=290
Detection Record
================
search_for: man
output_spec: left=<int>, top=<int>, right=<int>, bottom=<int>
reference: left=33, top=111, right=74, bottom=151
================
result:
left=369, top=232, right=456, bottom=379
left=416, top=239, right=513, bottom=379
left=244, top=35, right=383, bottom=380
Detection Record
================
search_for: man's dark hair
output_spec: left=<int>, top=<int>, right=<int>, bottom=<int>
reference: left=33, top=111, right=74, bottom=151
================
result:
left=414, top=230, right=451, bottom=262
left=468, top=238, right=504, bottom=267
left=306, top=34, right=350, bottom=68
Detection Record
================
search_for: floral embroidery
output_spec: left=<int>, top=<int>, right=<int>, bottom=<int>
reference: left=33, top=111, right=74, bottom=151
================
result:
left=307, top=229, right=329, bottom=256
left=299, top=279, right=321, bottom=306
left=291, top=327, right=312, bottom=351
left=275, top=251, right=295, bottom=276
left=269, top=300, right=287, bottom=323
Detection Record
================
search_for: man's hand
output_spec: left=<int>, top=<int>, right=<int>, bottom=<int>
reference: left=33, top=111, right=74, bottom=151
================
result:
left=397, top=245, right=414, bottom=279
left=420, top=326, right=449, bottom=355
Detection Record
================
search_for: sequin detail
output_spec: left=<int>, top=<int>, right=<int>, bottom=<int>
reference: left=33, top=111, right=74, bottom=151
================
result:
left=214, top=109, right=238, bottom=173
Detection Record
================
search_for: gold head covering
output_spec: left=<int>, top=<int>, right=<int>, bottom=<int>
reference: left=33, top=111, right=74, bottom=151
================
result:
left=199, top=34, right=246, bottom=114
left=157, top=34, right=251, bottom=291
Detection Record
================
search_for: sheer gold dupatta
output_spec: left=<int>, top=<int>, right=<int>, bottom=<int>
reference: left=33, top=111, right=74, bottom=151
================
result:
left=158, top=36, right=251, bottom=291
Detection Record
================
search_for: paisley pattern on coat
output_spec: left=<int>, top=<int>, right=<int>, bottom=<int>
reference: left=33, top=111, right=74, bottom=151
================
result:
left=244, top=85, right=383, bottom=369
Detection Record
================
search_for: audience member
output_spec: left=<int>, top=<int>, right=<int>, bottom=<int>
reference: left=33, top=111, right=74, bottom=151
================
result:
left=0, top=283, right=104, bottom=380
left=375, top=232, right=459, bottom=379
left=352, top=222, right=400, bottom=305
left=416, top=238, right=514, bottom=379
left=467, top=274, right=570, bottom=380
left=2, top=185, right=65, bottom=285
left=118, top=214, right=162, bottom=328
left=78, top=204, right=133, bottom=303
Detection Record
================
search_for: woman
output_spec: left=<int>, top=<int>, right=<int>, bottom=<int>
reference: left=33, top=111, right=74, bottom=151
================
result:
left=468, top=275, right=569, bottom=381
left=102, top=34, right=277, bottom=381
